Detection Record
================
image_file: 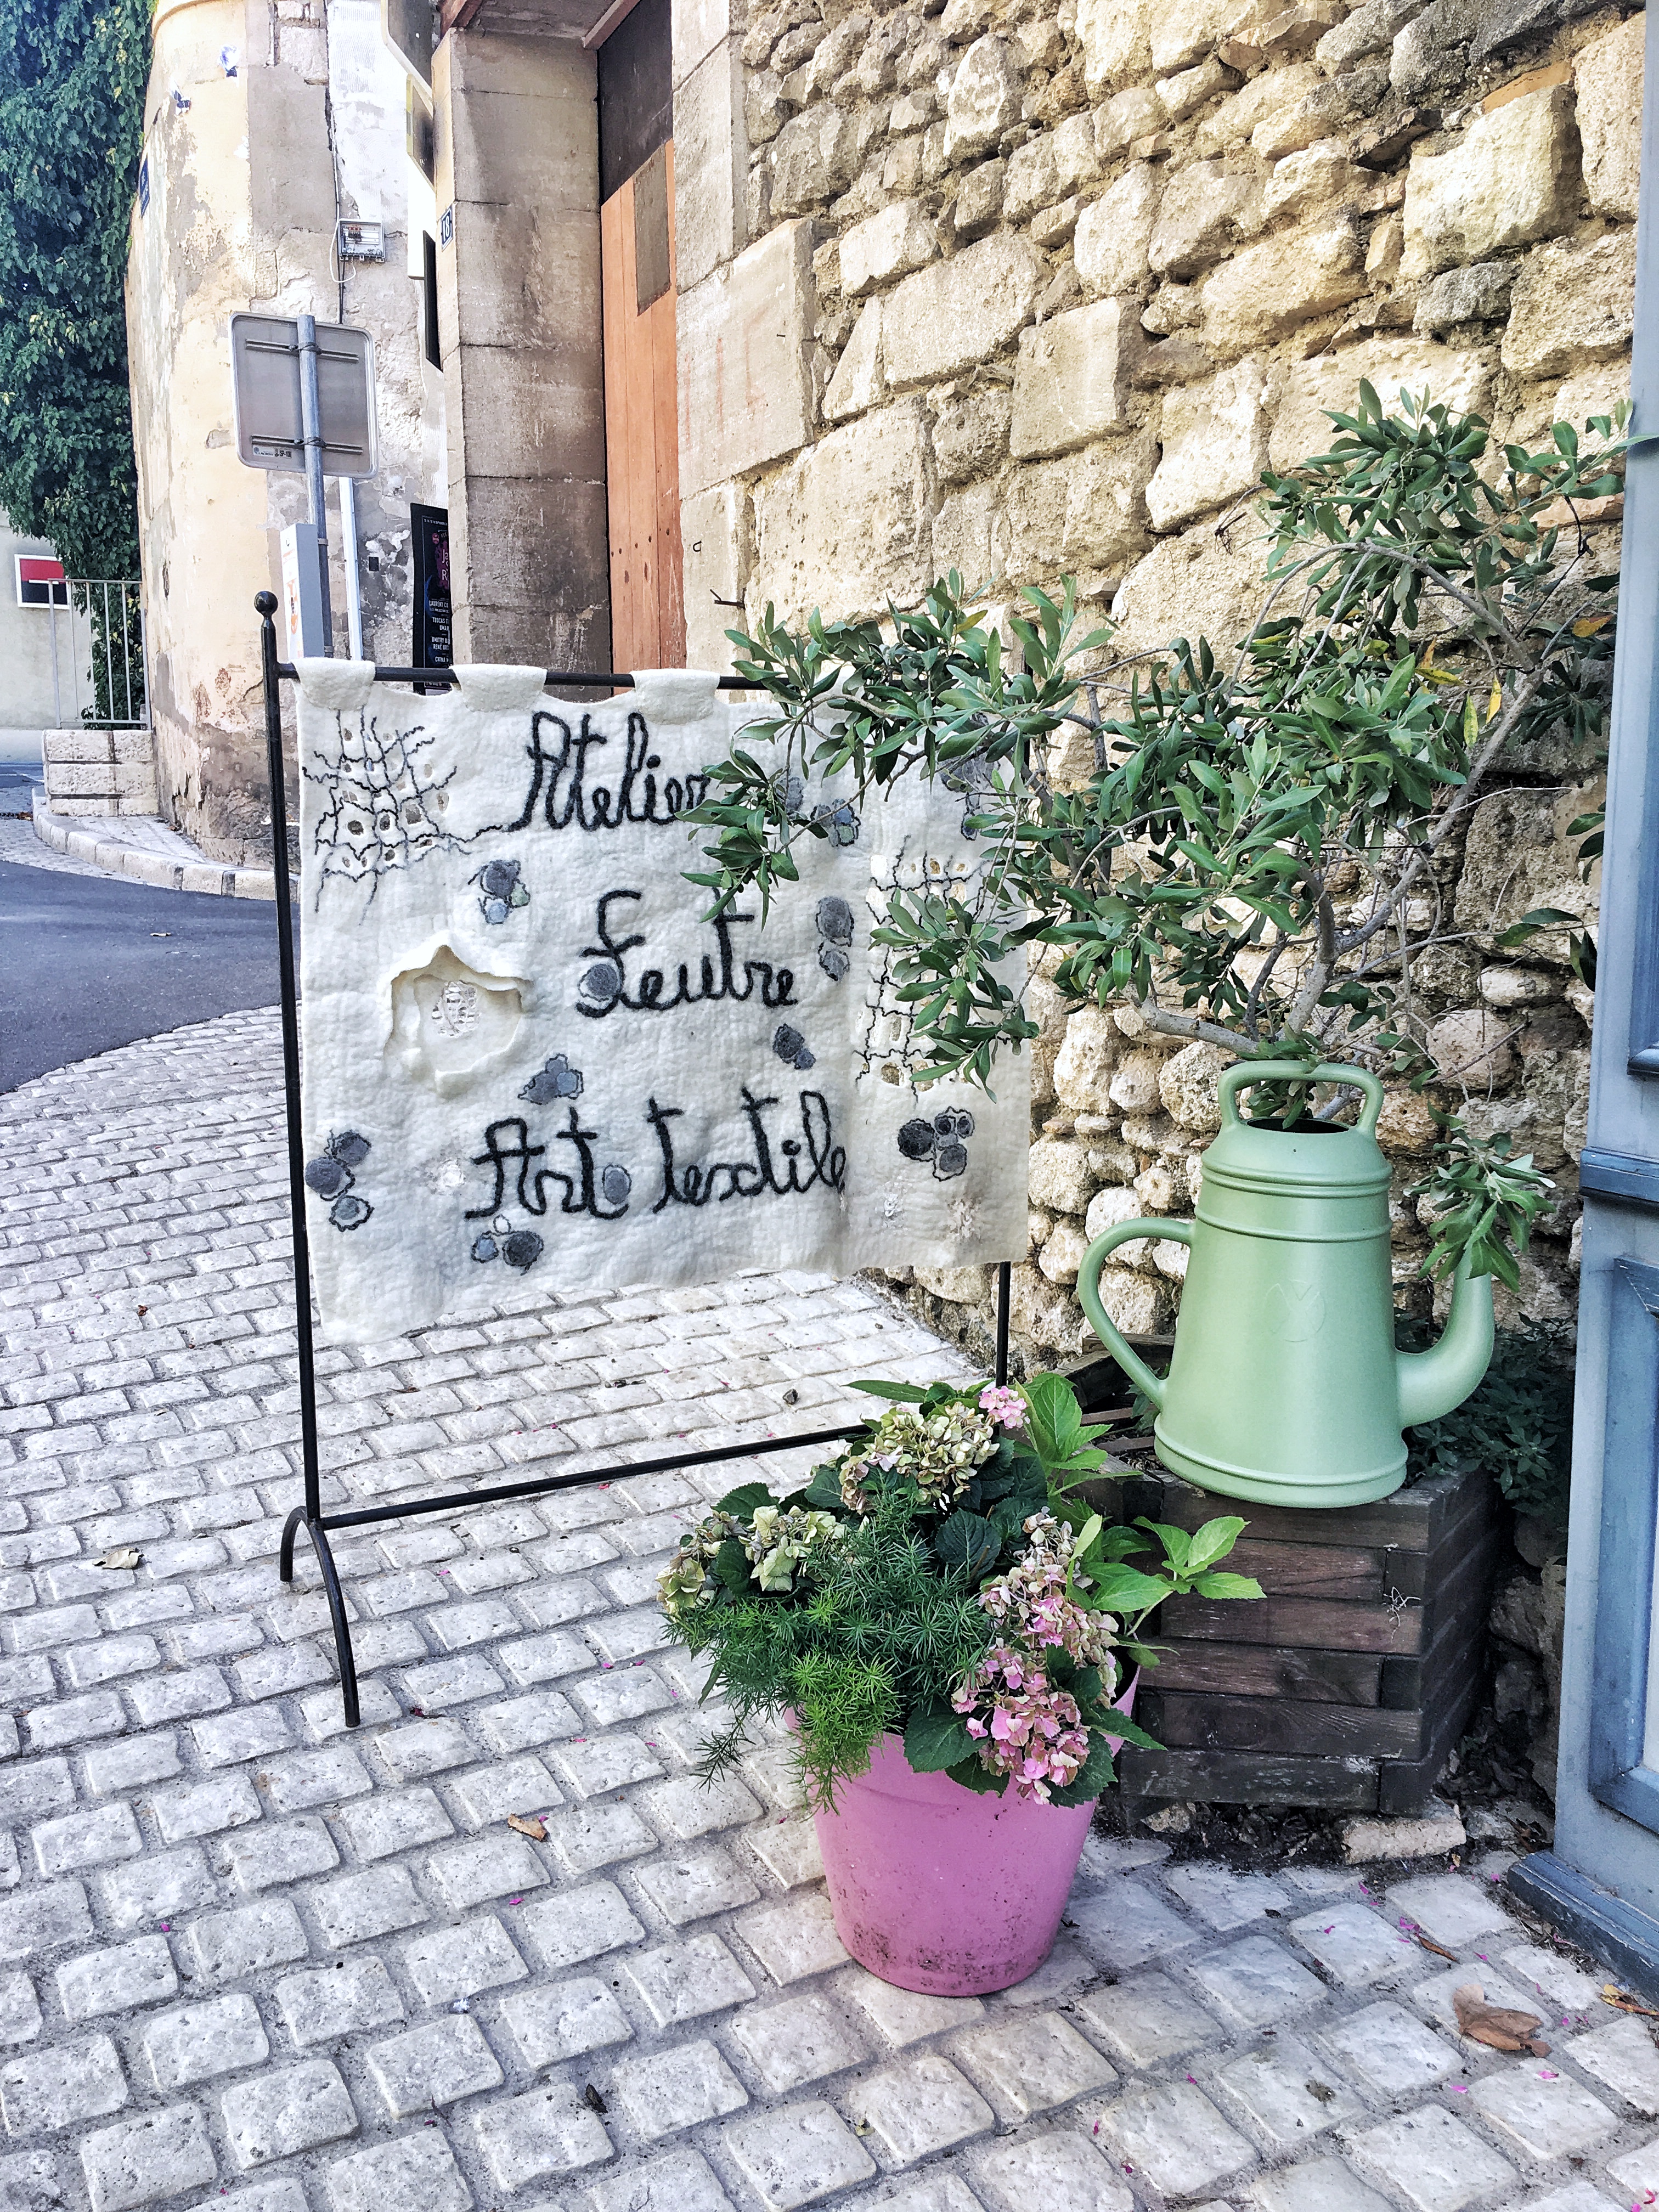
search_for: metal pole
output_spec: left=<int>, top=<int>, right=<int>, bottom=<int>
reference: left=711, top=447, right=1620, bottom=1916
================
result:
left=118, top=584, right=133, bottom=725
left=258, top=586, right=359, bottom=1722
left=256, top=591, right=324, bottom=1532
left=138, top=599, right=152, bottom=731
left=102, top=582, right=116, bottom=728
left=995, top=1260, right=1012, bottom=1387
left=48, top=593, right=61, bottom=728
left=340, top=475, right=365, bottom=660
left=296, top=314, right=334, bottom=654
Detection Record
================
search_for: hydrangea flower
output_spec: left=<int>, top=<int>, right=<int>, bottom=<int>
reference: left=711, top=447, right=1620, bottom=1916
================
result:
left=837, top=1398, right=998, bottom=1511
left=656, top=1503, right=843, bottom=1619
left=978, top=1510, right=1117, bottom=1672
left=951, top=1644, right=1093, bottom=1801
left=747, top=1504, right=842, bottom=1592
left=978, top=1384, right=1026, bottom=1431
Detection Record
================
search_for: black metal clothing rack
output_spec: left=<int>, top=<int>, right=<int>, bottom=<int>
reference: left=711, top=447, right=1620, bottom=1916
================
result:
left=254, top=594, right=1014, bottom=1725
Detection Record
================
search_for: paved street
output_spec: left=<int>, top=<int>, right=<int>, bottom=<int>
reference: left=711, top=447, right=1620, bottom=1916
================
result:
left=0, top=1009, right=1656, bottom=2212
left=0, top=856, right=286, bottom=1092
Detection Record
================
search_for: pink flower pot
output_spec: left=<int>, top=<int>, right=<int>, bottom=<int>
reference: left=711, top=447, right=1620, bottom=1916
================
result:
left=812, top=1676, right=1138, bottom=1996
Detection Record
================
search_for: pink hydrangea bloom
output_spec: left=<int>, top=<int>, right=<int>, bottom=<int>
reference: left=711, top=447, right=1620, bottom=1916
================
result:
left=978, top=1384, right=1026, bottom=1431
left=952, top=1644, right=1093, bottom=1801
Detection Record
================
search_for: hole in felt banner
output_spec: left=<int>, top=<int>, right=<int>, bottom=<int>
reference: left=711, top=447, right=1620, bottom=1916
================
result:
left=390, top=945, right=526, bottom=1092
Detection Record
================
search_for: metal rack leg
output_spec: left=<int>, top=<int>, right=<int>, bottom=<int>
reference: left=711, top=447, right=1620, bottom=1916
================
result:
left=259, top=592, right=348, bottom=1715
left=281, top=1506, right=362, bottom=1728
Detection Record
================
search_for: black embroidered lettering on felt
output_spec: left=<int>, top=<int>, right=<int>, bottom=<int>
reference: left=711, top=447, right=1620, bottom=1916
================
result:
left=467, top=1111, right=631, bottom=1223
left=576, top=889, right=797, bottom=1018
left=508, top=712, right=710, bottom=836
left=646, top=1088, right=847, bottom=1212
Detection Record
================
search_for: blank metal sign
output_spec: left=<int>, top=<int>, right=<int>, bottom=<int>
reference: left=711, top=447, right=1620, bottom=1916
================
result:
left=229, top=314, right=378, bottom=476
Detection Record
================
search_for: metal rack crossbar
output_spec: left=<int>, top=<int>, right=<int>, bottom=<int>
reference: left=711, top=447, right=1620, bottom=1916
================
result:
left=255, top=593, right=1013, bottom=1725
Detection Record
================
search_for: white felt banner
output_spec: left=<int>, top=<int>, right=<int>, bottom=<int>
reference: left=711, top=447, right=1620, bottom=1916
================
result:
left=293, top=662, right=1028, bottom=1341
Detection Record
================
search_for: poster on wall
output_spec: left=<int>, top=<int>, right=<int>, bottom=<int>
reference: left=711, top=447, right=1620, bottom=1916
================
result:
left=293, top=661, right=1029, bottom=1341
left=409, top=503, right=451, bottom=686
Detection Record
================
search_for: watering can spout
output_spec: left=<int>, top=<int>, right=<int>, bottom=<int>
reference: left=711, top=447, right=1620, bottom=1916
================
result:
left=1395, top=1257, right=1494, bottom=1431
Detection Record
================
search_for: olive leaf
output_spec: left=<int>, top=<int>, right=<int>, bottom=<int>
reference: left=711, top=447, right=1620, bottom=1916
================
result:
left=1408, top=1125, right=1554, bottom=1291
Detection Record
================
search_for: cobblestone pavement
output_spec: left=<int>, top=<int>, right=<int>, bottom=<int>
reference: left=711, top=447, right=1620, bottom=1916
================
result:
left=0, top=815, right=121, bottom=879
left=2, top=1009, right=1656, bottom=2212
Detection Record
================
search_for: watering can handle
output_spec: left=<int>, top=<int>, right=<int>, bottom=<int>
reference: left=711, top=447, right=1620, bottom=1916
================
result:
left=1077, top=1220, right=1194, bottom=1413
left=1217, top=1060, right=1385, bottom=1137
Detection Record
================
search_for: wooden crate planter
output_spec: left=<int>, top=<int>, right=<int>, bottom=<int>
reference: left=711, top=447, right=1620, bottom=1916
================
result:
left=1110, top=1464, right=1503, bottom=1817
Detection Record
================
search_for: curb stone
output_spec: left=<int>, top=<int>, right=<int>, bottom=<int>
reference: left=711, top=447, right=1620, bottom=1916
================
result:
left=31, top=795, right=276, bottom=901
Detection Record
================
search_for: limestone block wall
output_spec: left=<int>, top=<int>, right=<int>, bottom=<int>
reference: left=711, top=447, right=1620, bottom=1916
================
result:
left=41, top=731, right=160, bottom=818
left=675, top=0, right=1639, bottom=1368
left=431, top=33, right=609, bottom=670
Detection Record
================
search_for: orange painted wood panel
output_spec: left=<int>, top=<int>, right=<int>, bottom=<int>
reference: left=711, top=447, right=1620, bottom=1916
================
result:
left=601, top=140, right=685, bottom=674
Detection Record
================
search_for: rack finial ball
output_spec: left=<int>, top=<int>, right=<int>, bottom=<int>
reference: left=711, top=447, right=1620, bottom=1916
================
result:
left=255, top=590, right=278, bottom=617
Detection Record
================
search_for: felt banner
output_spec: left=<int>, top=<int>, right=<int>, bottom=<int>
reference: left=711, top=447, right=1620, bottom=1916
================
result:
left=293, top=662, right=1028, bottom=1341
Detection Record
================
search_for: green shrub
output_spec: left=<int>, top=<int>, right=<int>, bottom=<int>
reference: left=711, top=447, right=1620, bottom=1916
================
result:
left=658, top=1373, right=1262, bottom=1808
left=0, top=0, right=148, bottom=575
left=1402, top=1322, right=1573, bottom=1525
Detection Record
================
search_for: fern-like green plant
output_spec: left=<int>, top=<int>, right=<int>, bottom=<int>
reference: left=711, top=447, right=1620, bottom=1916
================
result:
left=1402, top=1321, right=1573, bottom=1525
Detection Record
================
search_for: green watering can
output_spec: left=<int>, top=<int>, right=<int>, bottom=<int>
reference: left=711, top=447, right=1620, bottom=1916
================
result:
left=1077, top=1061, right=1494, bottom=1509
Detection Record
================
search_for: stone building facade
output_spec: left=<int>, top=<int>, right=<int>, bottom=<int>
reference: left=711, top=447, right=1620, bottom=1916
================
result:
left=675, top=0, right=1640, bottom=1369
left=127, top=0, right=435, bottom=864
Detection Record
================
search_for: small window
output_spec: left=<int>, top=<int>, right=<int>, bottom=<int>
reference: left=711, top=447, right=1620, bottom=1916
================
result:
left=422, top=232, right=441, bottom=369
left=16, top=555, right=66, bottom=607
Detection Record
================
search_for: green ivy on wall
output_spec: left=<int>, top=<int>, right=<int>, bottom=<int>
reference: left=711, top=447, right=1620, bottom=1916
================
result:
left=0, top=0, right=149, bottom=578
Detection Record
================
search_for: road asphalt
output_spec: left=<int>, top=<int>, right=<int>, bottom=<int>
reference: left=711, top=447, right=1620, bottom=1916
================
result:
left=1, top=760, right=291, bottom=1091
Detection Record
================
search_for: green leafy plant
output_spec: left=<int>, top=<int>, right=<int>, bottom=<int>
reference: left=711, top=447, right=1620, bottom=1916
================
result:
left=1402, top=1322, right=1573, bottom=1524
left=0, top=0, right=148, bottom=577
left=657, top=1373, right=1261, bottom=1808
left=691, top=385, right=1619, bottom=1282
left=1408, top=1121, right=1554, bottom=1293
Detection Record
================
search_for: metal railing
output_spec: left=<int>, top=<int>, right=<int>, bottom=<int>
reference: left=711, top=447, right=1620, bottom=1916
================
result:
left=47, top=578, right=149, bottom=729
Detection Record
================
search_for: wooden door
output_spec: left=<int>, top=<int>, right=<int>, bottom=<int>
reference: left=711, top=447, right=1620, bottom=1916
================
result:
left=601, top=138, right=684, bottom=672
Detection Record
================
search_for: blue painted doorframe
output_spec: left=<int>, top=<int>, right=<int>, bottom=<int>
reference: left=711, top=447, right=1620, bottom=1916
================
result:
left=1509, top=2, right=1659, bottom=1993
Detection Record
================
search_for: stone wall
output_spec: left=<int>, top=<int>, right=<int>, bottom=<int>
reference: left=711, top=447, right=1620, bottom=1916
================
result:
left=675, top=0, right=1639, bottom=1369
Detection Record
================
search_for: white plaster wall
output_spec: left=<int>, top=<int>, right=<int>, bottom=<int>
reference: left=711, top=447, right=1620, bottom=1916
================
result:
left=0, top=516, right=75, bottom=734
left=127, top=0, right=276, bottom=860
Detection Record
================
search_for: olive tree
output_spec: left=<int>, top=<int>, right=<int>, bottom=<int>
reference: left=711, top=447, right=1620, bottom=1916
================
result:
left=690, top=386, right=1625, bottom=1284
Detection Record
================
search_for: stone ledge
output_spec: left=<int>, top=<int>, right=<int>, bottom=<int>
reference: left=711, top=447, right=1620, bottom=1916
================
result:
left=30, top=795, right=276, bottom=901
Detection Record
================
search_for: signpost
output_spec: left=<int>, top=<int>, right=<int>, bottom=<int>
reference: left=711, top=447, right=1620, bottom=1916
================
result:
left=279, top=523, right=325, bottom=659
left=230, top=313, right=377, bottom=658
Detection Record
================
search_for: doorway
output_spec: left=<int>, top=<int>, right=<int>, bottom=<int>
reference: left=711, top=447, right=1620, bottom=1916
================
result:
left=598, top=0, right=684, bottom=672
